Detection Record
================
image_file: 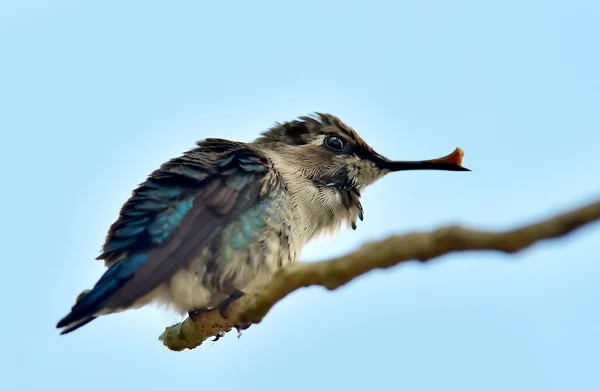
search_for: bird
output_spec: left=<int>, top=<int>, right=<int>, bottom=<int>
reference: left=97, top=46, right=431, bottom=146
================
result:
left=56, top=113, right=469, bottom=335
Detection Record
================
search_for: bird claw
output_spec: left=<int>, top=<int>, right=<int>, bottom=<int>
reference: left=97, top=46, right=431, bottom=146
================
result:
left=190, top=291, right=250, bottom=342
left=218, top=289, right=246, bottom=319
left=234, top=323, right=252, bottom=333
left=211, top=331, right=226, bottom=342
left=188, top=307, right=210, bottom=322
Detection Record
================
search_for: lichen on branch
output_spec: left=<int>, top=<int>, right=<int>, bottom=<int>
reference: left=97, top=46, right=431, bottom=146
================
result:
left=159, top=198, right=600, bottom=351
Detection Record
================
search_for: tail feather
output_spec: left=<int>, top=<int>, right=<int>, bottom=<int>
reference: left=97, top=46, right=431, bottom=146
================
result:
left=57, top=253, right=149, bottom=333
left=59, top=316, right=98, bottom=335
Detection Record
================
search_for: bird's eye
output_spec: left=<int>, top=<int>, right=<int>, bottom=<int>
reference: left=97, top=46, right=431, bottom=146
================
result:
left=324, top=136, right=345, bottom=152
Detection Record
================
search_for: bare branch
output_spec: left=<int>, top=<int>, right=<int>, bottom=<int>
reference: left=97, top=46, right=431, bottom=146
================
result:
left=159, top=198, right=600, bottom=351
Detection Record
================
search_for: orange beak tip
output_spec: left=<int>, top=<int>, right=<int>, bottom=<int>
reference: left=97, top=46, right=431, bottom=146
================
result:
left=434, top=147, right=468, bottom=170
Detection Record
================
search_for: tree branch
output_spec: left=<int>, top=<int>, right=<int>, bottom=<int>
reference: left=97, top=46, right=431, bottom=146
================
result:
left=159, top=198, right=600, bottom=351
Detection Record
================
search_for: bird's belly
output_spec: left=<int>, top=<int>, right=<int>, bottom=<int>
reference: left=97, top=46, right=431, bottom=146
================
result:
left=158, top=197, right=296, bottom=314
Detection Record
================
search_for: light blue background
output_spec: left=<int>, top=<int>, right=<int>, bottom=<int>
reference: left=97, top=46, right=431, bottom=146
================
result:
left=1, top=1, right=599, bottom=390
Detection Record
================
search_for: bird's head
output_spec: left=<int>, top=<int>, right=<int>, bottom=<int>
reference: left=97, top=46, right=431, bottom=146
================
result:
left=254, top=112, right=469, bottom=193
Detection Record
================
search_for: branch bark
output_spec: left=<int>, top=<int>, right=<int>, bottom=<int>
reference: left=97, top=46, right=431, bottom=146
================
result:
left=159, top=198, right=600, bottom=351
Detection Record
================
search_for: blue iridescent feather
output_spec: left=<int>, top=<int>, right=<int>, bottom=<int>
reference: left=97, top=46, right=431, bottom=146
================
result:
left=57, top=139, right=271, bottom=334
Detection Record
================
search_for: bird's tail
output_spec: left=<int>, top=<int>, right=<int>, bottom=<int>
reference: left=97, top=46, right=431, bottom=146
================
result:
left=58, top=315, right=99, bottom=335
left=56, top=253, right=149, bottom=334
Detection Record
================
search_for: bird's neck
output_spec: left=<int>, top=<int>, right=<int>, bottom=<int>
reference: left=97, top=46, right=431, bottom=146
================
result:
left=261, top=150, right=359, bottom=243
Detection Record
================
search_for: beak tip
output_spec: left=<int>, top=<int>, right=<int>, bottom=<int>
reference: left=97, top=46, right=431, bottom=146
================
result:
left=378, top=147, right=471, bottom=172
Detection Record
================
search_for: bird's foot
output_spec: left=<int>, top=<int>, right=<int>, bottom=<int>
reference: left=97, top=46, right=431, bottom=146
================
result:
left=218, top=289, right=245, bottom=319
left=211, top=331, right=226, bottom=342
left=234, top=323, right=252, bottom=333
left=188, top=307, right=210, bottom=322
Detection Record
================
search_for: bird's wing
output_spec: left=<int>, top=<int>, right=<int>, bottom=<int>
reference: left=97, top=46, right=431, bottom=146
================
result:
left=57, top=139, right=272, bottom=331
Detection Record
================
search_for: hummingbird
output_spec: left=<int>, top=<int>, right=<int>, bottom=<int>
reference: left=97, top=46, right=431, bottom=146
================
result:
left=57, top=113, right=469, bottom=334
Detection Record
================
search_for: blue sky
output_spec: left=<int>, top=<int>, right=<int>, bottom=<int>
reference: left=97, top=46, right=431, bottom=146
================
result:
left=1, top=1, right=599, bottom=390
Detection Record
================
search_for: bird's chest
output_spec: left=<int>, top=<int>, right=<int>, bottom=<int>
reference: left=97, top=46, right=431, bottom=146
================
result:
left=164, top=189, right=338, bottom=312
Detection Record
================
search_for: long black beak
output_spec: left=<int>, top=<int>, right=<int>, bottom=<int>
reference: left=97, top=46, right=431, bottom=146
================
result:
left=376, top=148, right=470, bottom=172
